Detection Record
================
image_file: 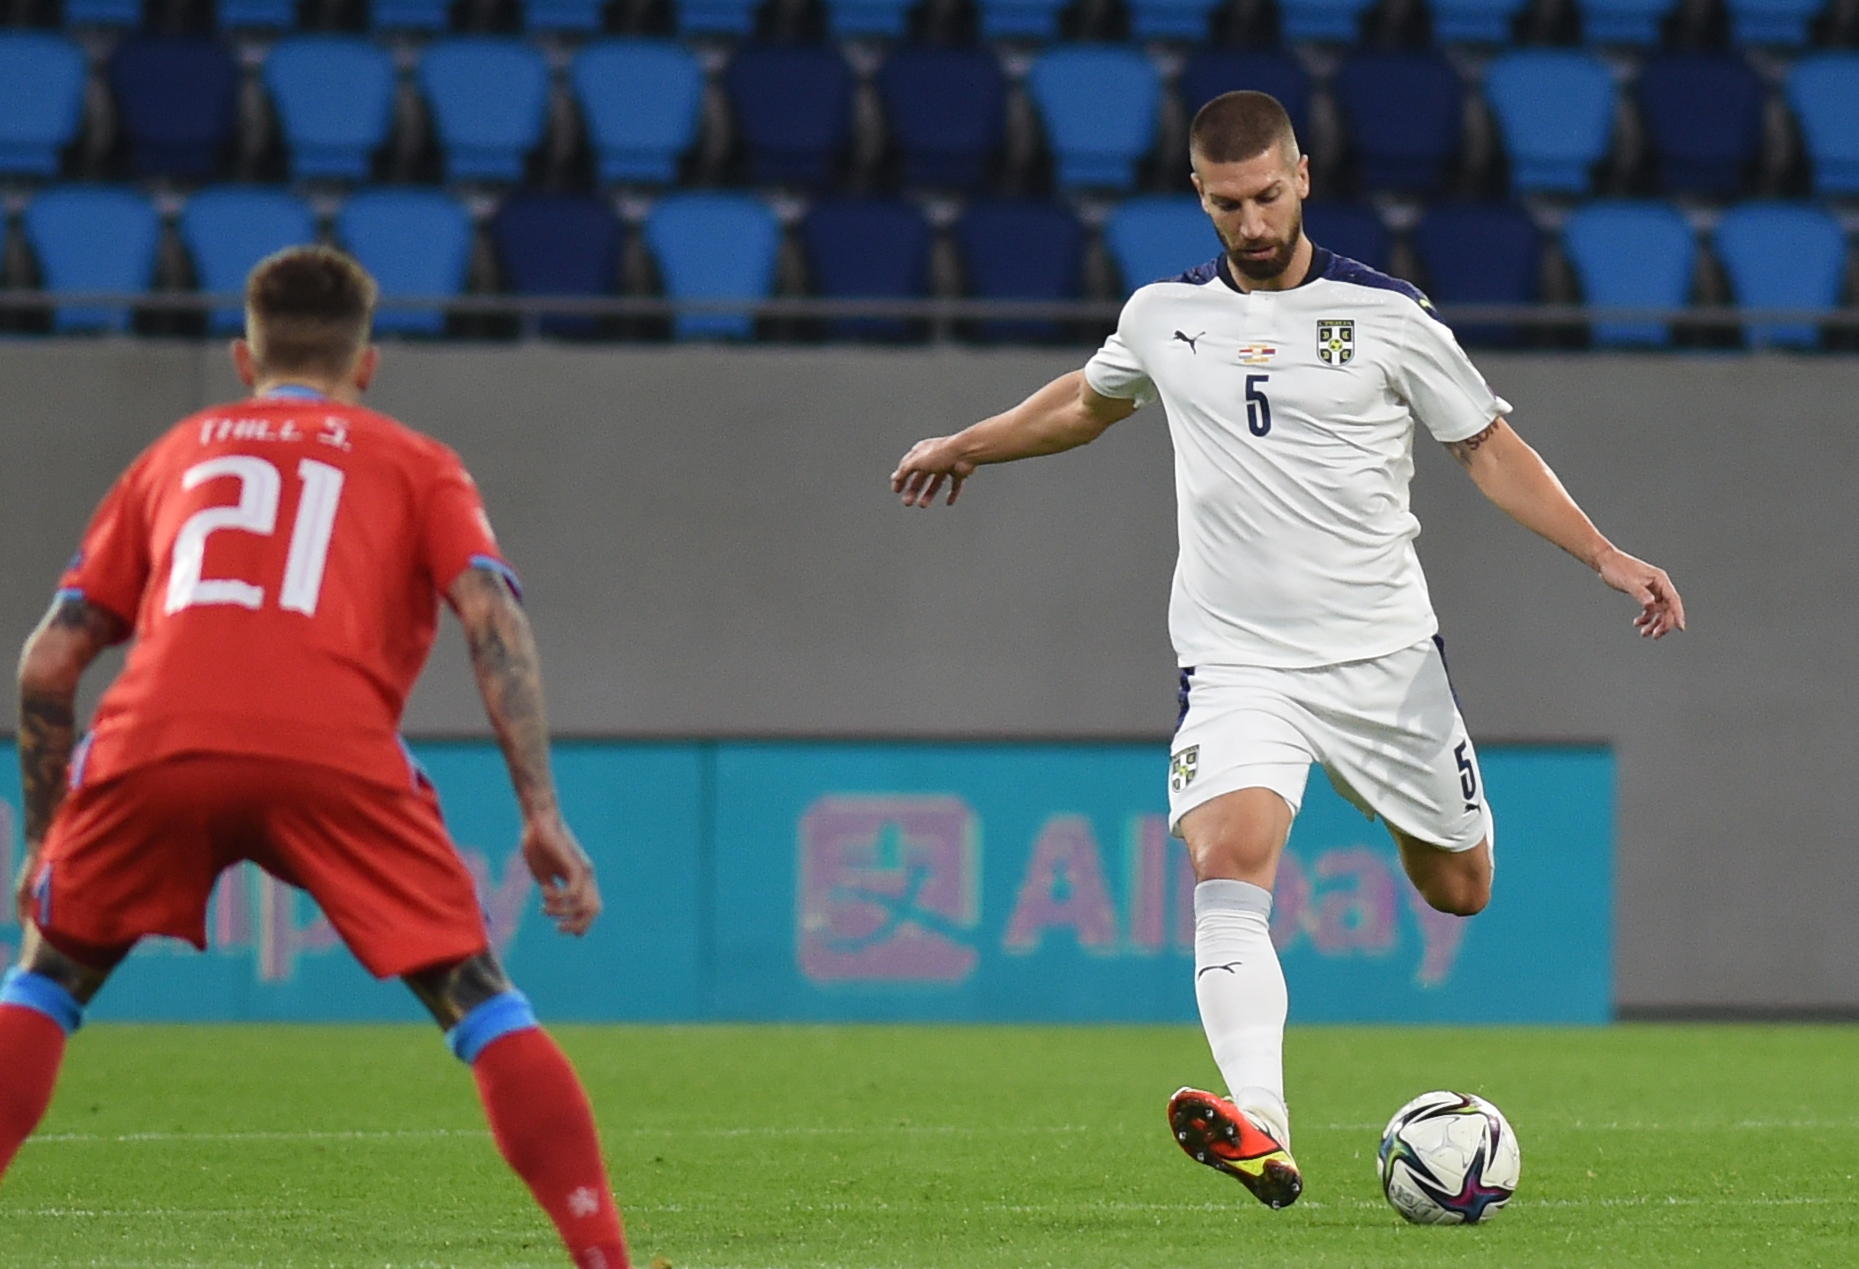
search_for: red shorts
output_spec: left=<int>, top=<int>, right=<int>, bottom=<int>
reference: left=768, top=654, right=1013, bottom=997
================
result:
left=36, top=752, right=489, bottom=978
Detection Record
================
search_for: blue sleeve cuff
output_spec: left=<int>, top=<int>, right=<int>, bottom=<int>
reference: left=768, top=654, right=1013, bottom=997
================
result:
left=0, top=967, right=85, bottom=1036
left=468, top=555, right=524, bottom=603
left=444, top=989, right=538, bottom=1064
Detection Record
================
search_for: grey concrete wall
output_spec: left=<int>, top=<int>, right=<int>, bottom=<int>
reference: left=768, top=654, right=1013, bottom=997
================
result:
left=1, top=340, right=1854, bottom=1011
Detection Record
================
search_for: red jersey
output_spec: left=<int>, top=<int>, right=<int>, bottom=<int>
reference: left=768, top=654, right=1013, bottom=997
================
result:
left=59, top=391, right=510, bottom=791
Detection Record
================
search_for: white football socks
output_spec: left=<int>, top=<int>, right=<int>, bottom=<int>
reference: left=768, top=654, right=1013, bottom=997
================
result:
left=1192, top=878, right=1291, bottom=1144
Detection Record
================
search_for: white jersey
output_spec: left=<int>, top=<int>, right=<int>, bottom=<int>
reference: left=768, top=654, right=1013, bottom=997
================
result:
left=1084, top=247, right=1510, bottom=669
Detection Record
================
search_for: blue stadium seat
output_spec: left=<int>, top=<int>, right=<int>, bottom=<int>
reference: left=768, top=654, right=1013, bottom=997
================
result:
left=1303, top=202, right=1390, bottom=270
left=1484, top=49, right=1614, bottom=195
left=1726, top=0, right=1825, bottom=46
left=823, top=0, right=915, bottom=36
left=0, top=34, right=87, bottom=178
left=1126, top=0, right=1222, bottom=40
left=572, top=42, right=705, bottom=185
left=724, top=43, right=854, bottom=187
left=1638, top=52, right=1765, bottom=198
left=336, top=189, right=473, bottom=336
left=22, top=186, right=160, bottom=333
left=1026, top=46, right=1161, bottom=191
left=218, top=0, right=296, bottom=26
left=420, top=40, right=551, bottom=184
left=799, top=197, right=931, bottom=340
left=1430, top=0, right=1529, bottom=41
left=180, top=187, right=317, bottom=333
left=1277, top=0, right=1376, bottom=41
left=1577, top=0, right=1676, bottom=43
left=1412, top=201, right=1541, bottom=346
left=264, top=38, right=398, bottom=182
left=976, top=0, right=1069, bottom=38
left=525, top=0, right=607, bottom=31
left=490, top=190, right=622, bottom=336
left=876, top=45, right=1007, bottom=190
left=371, top=0, right=451, bottom=30
left=953, top=198, right=1084, bottom=342
left=1713, top=203, right=1846, bottom=350
left=1177, top=48, right=1311, bottom=140
left=109, top=35, right=240, bottom=180
left=1332, top=49, right=1462, bottom=195
left=1103, top=195, right=1215, bottom=295
left=676, top=0, right=759, bottom=35
left=1787, top=55, right=1859, bottom=196
left=1562, top=201, right=1695, bottom=347
left=63, top=0, right=141, bottom=24
left=643, top=192, right=780, bottom=340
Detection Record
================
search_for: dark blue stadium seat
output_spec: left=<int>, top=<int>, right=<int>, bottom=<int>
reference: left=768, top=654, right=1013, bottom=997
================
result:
left=799, top=197, right=931, bottom=340
left=371, top=0, right=451, bottom=30
left=1484, top=49, right=1615, bottom=195
left=976, top=0, right=1069, bottom=38
left=724, top=44, right=854, bottom=188
left=1637, top=52, right=1765, bottom=198
left=336, top=189, right=473, bottom=336
left=1178, top=48, right=1311, bottom=141
left=1412, top=201, right=1541, bottom=346
left=1332, top=49, right=1462, bottom=195
left=264, top=38, right=398, bottom=182
left=953, top=198, right=1084, bottom=343
left=1103, top=195, right=1215, bottom=295
left=0, top=34, right=87, bottom=179
left=876, top=45, right=1007, bottom=191
left=1302, top=202, right=1390, bottom=270
left=1726, top=0, right=1825, bottom=46
left=1277, top=0, right=1376, bottom=41
left=63, top=0, right=141, bottom=24
left=1713, top=202, right=1846, bottom=349
left=1430, top=0, right=1529, bottom=41
left=219, top=0, right=295, bottom=26
left=525, top=0, right=607, bottom=31
left=1026, top=46, right=1161, bottom=192
left=1577, top=0, right=1677, bottom=43
left=22, top=186, right=160, bottom=333
left=676, top=0, right=759, bottom=35
left=573, top=42, right=705, bottom=186
left=181, top=187, right=317, bottom=333
left=644, top=193, right=781, bottom=340
left=1788, top=55, right=1859, bottom=196
left=109, top=36, right=239, bottom=180
left=823, top=0, right=915, bottom=36
left=420, top=39, right=552, bottom=184
left=1126, top=0, right=1222, bottom=40
left=491, top=190, right=623, bottom=336
left=1562, top=200, right=1695, bottom=347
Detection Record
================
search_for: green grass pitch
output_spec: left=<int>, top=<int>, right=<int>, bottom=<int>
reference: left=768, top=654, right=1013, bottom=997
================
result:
left=2, top=1024, right=1856, bottom=1268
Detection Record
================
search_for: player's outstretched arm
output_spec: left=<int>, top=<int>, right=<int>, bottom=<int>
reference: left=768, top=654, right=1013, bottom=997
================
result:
left=1447, top=419, right=1686, bottom=639
left=449, top=567, right=601, bottom=936
left=14, top=595, right=128, bottom=922
left=892, top=370, right=1140, bottom=508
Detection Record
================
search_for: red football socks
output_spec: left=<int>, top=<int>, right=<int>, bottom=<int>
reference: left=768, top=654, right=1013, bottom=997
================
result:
left=472, top=1027, right=630, bottom=1269
left=0, top=1003, right=68, bottom=1181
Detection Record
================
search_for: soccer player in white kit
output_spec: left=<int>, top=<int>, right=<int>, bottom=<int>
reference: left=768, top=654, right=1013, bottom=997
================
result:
left=890, top=91, right=1685, bottom=1209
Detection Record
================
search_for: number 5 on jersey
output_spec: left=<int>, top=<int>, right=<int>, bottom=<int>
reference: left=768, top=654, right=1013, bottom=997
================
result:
left=1245, top=374, right=1272, bottom=437
left=166, top=455, right=346, bottom=617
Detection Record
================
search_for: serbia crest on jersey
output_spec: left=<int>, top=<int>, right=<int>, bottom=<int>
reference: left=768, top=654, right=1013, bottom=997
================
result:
left=1084, top=247, right=1512, bottom=671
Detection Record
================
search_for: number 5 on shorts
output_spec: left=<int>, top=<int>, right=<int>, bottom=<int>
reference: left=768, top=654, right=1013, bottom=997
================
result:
left=1454, top=741, right=1478, bottom=803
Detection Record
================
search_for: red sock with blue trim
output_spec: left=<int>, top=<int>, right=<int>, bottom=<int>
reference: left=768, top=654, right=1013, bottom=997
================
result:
left=0, top=1002, right=69, bottom=1180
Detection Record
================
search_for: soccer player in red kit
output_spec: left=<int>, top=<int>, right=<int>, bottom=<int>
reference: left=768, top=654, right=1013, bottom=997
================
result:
left=0, top=246, right=631, bottom=1269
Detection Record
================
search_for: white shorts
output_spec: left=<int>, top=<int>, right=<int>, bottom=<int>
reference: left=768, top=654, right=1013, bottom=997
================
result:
left=1167, top=638, right=1493, bottom=853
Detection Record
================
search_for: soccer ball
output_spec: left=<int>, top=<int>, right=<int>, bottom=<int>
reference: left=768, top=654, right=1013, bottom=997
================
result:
left=1376, top=1090, right=1520, bottom=1225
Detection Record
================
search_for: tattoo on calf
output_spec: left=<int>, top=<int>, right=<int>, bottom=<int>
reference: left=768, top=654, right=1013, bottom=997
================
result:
left=1446, top=420, right=1503, bottom=468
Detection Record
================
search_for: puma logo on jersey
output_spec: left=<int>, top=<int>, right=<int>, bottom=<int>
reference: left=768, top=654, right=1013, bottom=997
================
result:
left=1173, top=330, right=1206, bottom=353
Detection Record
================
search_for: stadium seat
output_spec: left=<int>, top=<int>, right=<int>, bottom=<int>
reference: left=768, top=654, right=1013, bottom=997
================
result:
left=953, top=198, right=1084, bottom=342
left=823, top=0, right=915, bottom=36
left=218, top=0, right=296, bottom=26
left=799, top=197, right=931, bottom=340
left=572, top=42, right=705, bottom=186
left=1277, top=0, right=1377, bottom=41
left=1332, top=49, right=1462, bottom=195
left=676, top=0, right=760, bottom=35
left=371, top=0, right=452, bottom=30
left=336, top=189, right=473, bottom=336
left=420, top=40, right=552, bottom=184
left=525, top=0, right=607, bottom=31
left=108, top=35, right=240, bottom=180
left=1026, top=46, right=1161, bottom=192
left=1430, top=0, right=1530, bottom=41
left=1637, top=52, right=1765, bottom=198
left=264, top=38, right=398, bottom=182
left=1303, top=202, right=1390, bottom=270
left=1725, top=0, right=1826, bottom=46
left=1713, top=203, right=1846, bottom=350
left=1177, top=48, right=1311, bottom=140
left=876, top=44, right=1007, bottom=191
left=490, top=190, right=623, bottom=336
left=1577, top=0, right=1677, bottom=43
left=1103, top=195, right=1216, bottom=295
left=643, top=192, right=781, bottom=340
left=180, top=187, right=317, bottom=333
left=63, top=0, right=141, bottom=24
left=1412, top=201, right=1541, bottom=346
left=0, top=34, right=87, bottom=179
left=1126, top=0, right=1223, bottom=40
left=1562, top=201, right=1695, bottom=347
left=1787, top=54, right=1859, bottom=196
left=723, top=43, right=854, bottom=187
left=1483, top=49, right=1615, bottom=195
left=21, top=186, right=160, bottom=333
left=976, top=0, right=1070, bottom=38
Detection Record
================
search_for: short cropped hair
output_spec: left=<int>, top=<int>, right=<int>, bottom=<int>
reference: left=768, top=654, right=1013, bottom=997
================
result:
left=244, top=246, right=377, bottom=378
left=1189, top=90, right=1300, bottom=165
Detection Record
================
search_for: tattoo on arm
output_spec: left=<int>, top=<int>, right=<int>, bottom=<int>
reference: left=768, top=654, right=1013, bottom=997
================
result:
left=1445, top=420, right=1503, bottom=468
left=19, top=597, right=125, bottom=846
left=455, top=569, right=558, bottom=822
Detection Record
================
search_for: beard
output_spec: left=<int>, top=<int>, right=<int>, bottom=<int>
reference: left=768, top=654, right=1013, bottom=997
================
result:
left=1224, top=204, right=1304, bottom=283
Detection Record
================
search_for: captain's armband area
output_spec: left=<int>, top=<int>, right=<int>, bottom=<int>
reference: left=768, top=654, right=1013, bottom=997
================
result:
left=1444, top=420, right=1505, bottom=468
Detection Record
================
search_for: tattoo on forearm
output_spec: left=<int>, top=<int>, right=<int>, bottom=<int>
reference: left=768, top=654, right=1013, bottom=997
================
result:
left=1445, top=420, right=1503, bottom=468
left=18, top=597, right=123, bottom=847
left=459, top=570, right=557, bottom=820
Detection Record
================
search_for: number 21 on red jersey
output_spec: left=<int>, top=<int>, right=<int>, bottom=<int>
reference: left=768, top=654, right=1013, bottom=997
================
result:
left=166, top=455, right=345, bottom=617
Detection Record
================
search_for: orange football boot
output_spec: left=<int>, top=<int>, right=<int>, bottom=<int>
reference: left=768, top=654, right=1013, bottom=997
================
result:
left=1167, top=1087, right=1302, bottom=1209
